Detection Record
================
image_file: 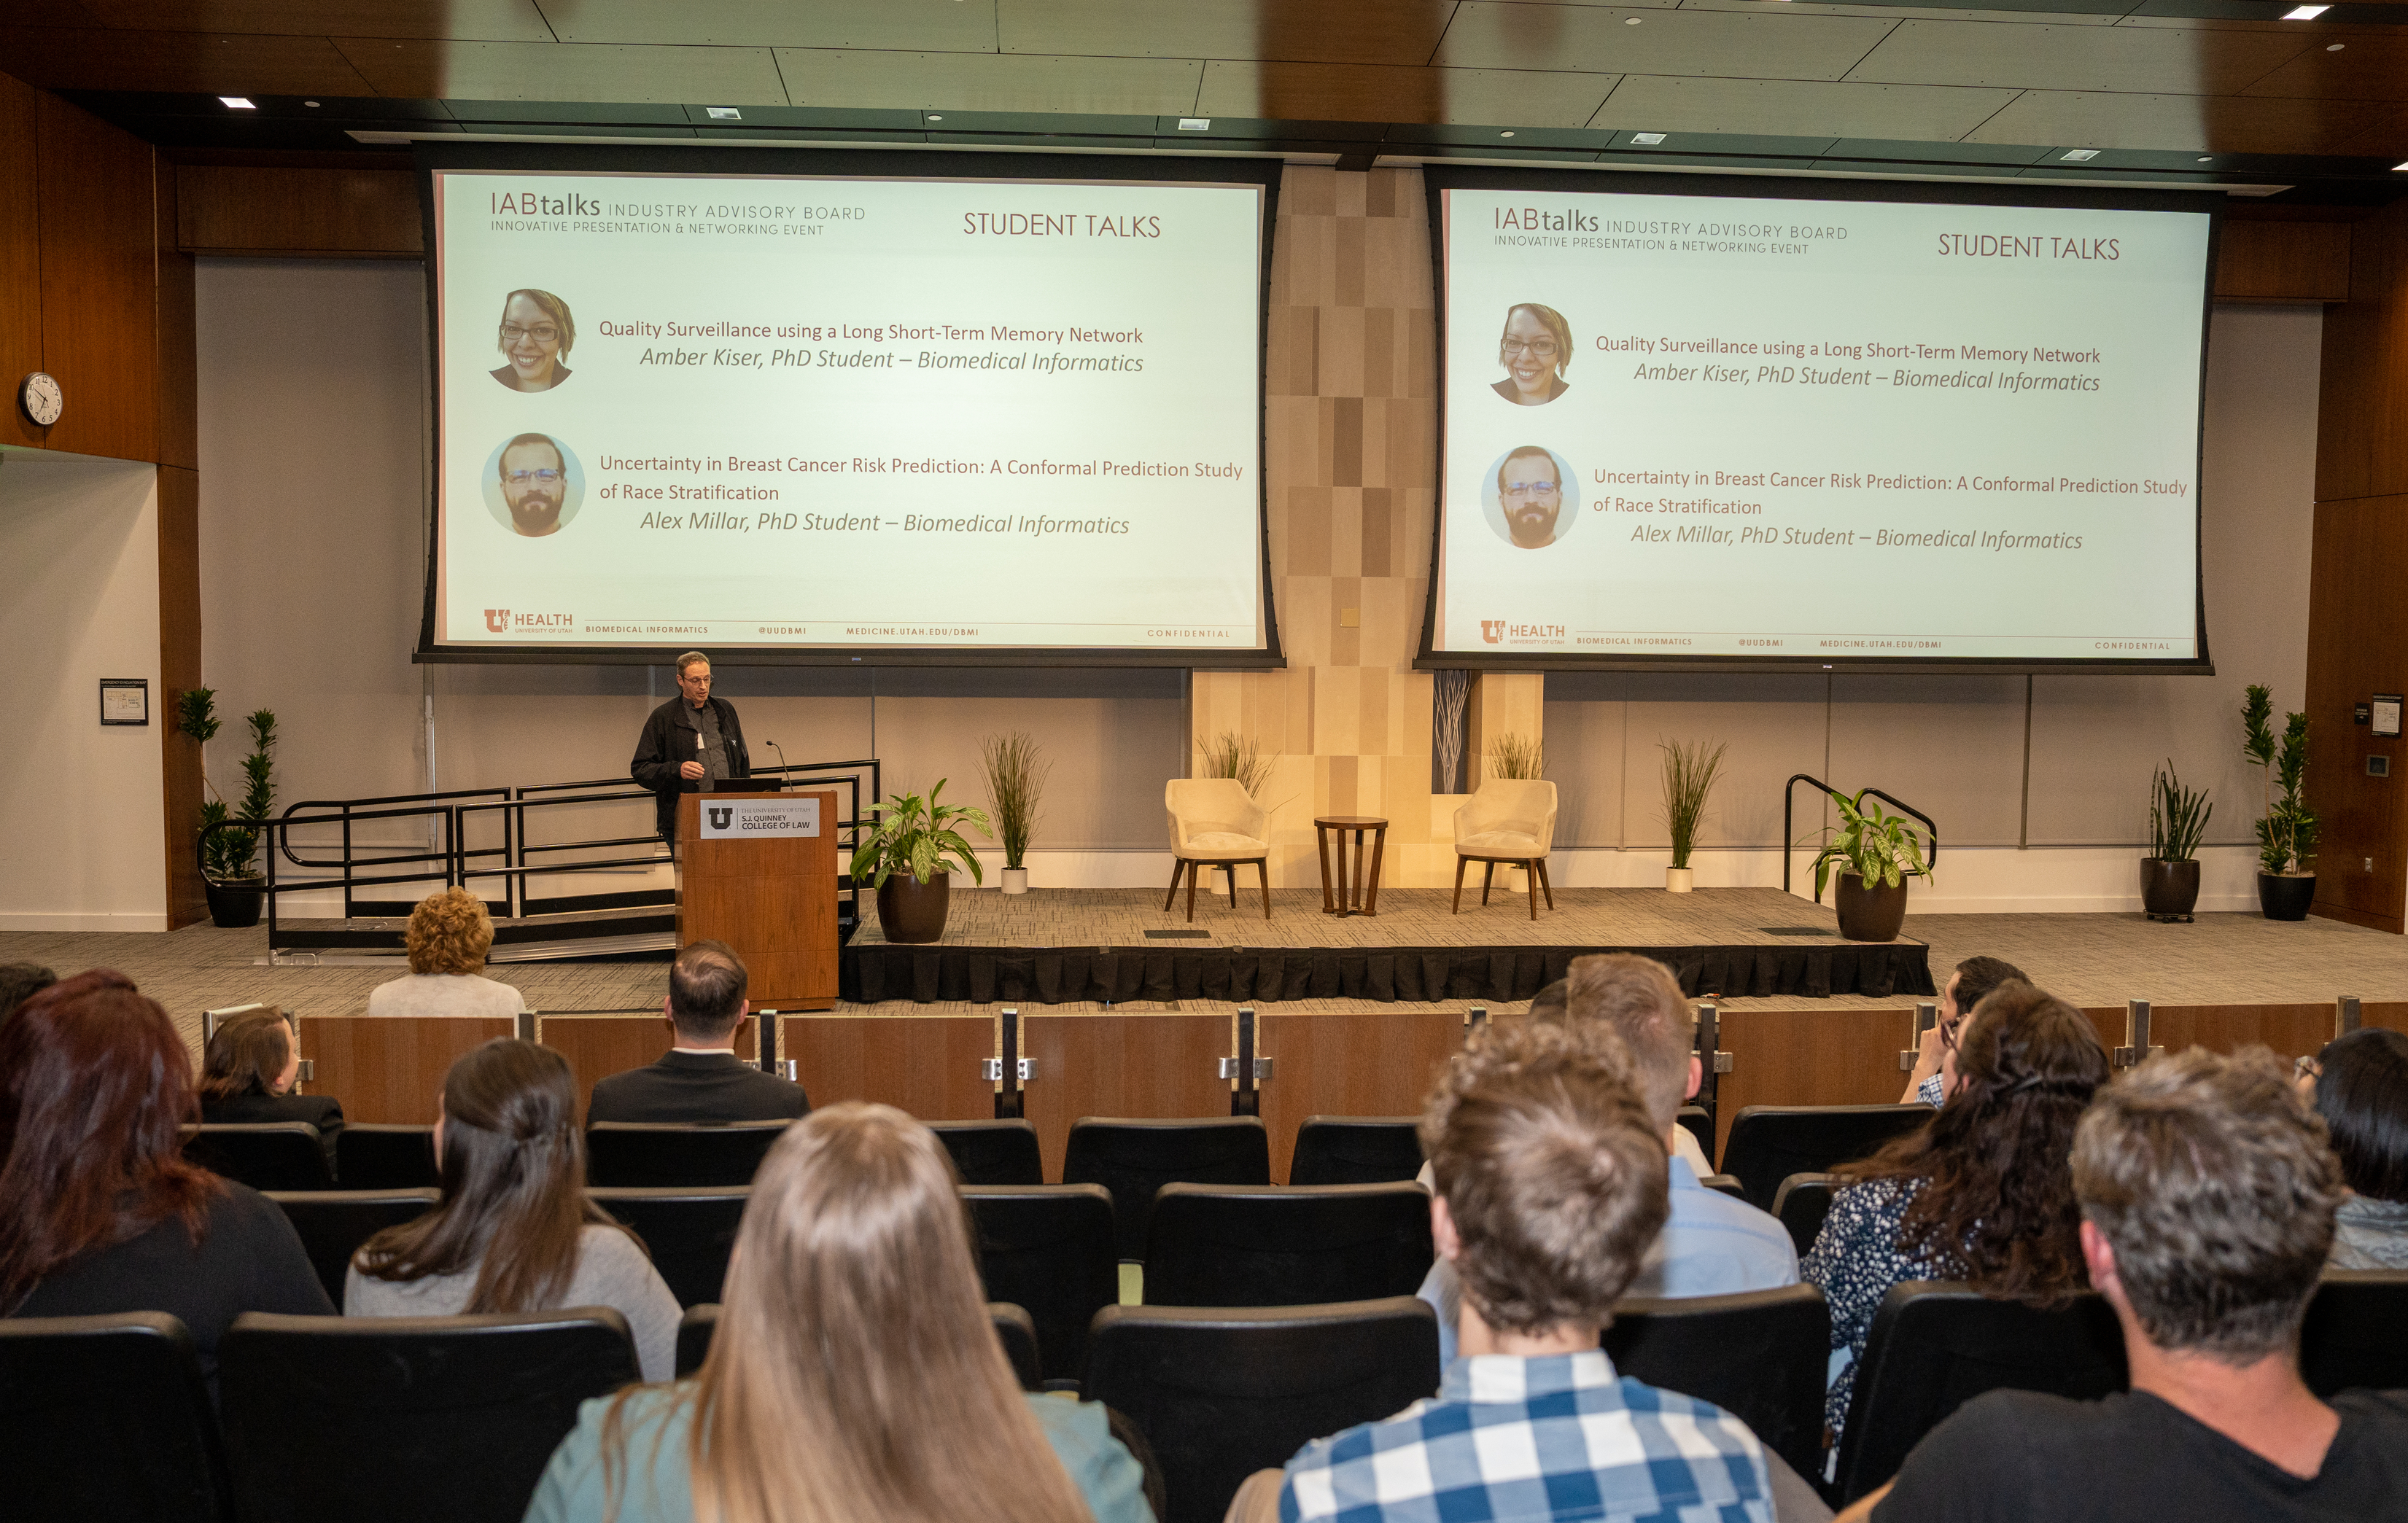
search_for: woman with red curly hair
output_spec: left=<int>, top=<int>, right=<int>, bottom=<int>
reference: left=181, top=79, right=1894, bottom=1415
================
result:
left=0, top=970, right=330, bottom=1387
left=367, top=887, right=525, bottom=1019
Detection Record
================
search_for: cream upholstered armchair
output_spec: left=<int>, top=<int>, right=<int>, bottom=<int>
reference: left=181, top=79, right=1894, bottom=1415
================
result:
left=1164, top=778, right=1272, bottom=922
left=1453, top=779, right=1558, bottom=919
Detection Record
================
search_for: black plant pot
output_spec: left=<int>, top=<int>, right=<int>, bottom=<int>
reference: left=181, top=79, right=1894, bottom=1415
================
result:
left=874, top=871, right=951, bottom=944
left=205, top=879, right=265, bottom=929
left=2140, top=858, right=2201, bottom=922
left=2258, top=871, right=2316, bottom=922
left=1833, top=871, right=1909, bottom=943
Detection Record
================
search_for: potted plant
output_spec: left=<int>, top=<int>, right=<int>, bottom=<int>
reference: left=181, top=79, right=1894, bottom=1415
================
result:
left=2142, top=762, right=2210, bottom=922
left=1660, top=739, right=1726, bottom=893
left=2242, top=685, right=2318, bottom=921
left=978, top=730, right=1050, bottom=896
left=850, top=779, right=991, bottom=943
left=1196, top=731, right=1278, bottom=894
left=1806, top=788, right=1931, bottom=943
left=177, top=690, right=278, bottom=928
left=1487, top=734, right=1545, bottom=890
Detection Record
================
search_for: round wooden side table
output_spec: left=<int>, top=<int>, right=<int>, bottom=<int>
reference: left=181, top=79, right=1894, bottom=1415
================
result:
left=1313, top=815, right=1389, bottom=916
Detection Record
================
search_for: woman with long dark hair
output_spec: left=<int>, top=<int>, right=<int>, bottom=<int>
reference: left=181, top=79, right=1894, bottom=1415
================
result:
left=346, top=1039, right=680, bottom=1381
left=198, top=1009, right=343, bottom=1153
left=1803, top=980, right=2108, bottom=1441
left=2309, top=1026, right=2408, bottom=1269
left=0, top=970, right=330, bottom=1383
left=524, top=1102, right=1152, bottom=1523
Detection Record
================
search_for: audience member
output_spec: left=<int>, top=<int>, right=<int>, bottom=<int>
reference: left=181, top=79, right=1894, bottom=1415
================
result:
left=1418, top=954, right=1798, bottom=1365
left=586, top=940, right=808, bottom=1124
left=1259, top=1018, right=1779, bottom=1523
left=524, top=1101, right=1153, bottom=1523
left=1844, top=1046, right=2408, bottom=1521
left=198, top=1009, right=343, bottom=1156
left=365, top=887, right=526, bottom=1018
left=2308, top=1026, right=2408, bottom=1269
left=346, top=1038, right=680, bottom=1381
left=1897, top=955, right=2027, bottom=1106
left=0, top=970, right=331, bottom=1387
left=1805, top=979, right=2106, bottom=1444
left=0, top=960, right=55, bottom=1018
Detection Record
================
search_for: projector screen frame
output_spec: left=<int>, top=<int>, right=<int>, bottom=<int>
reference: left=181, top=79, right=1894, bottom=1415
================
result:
left=411, top=141, right=1286, bottom=669
left=1413, top=165, right=2219, bottom=677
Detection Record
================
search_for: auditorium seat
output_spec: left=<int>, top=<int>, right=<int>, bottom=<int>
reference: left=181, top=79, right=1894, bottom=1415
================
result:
left=1062, top=1117, right=1272, bottom=1258
left=1833, top=1280, right=2127, bottom=1503
left=1675, top=1105, right=1715, bottom=1166
left=673, top=1301, right=1046, bottom=1391
left=1603, top=1285, right=1830, bottom=1482
left=962, top=1183, right=1119, bottom=1382
left=1771, top=1172, right=1842, bottom=1256
left=1288, top=1115, right=1422, bottom=1185
left=217, top=1309, right=639, bottom=1523
left=585, top=1120, right=787, bottom=1187
left=179, top=1123, right=332, bottom=1193
left=589, top=1186, right=747, bottom=1307
left=333, top=1123, right=439, bottom=1189
left=0, top=1312, right=228, bottom=1523
left=1698, top=1172, right=1747, bottom=1199
left=1142, top=1183, right=1432, bottom=1307
left=265, top=1188, right=438, bottom=1303
left=675, top=1304, right=717, bottom=1378
left=1084, top=1298, right=1440, bottom=1523
left=929, top=1118, right=1046, bottom=1185
left=2302, top=1269, right=2408, bottom=1395
left=1719, top=1105, right=1930, bottom=1210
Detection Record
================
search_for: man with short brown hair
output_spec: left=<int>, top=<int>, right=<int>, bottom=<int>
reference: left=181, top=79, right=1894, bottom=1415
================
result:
left=629, top=650, right=753, bottom=849
left=1898, top=955, right=2027, bottom=1105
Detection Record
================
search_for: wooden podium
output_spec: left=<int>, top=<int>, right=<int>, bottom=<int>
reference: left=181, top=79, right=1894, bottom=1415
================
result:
left=677, top=789, right=839, bottom=1010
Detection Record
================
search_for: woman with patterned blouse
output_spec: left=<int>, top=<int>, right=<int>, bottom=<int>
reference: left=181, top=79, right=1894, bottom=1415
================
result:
left=1802, top=981, right=2109, bottom=1447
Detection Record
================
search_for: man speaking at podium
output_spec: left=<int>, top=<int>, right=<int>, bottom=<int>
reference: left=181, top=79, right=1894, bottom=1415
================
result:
left=632, top=651, right=752, bottom=851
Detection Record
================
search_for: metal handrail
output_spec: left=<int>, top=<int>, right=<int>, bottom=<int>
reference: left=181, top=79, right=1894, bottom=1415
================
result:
left=1782, top=773, right=1941, bottom=898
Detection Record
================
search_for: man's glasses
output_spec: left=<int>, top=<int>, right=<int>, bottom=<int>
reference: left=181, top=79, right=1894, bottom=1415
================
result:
left=500, top=324, right=560, bottom=343
left=503, top=469, right=563, bottom=486
left=1502, top=481, right=1560, bottom=497
left=1502, top=339, right=1559, bottom=358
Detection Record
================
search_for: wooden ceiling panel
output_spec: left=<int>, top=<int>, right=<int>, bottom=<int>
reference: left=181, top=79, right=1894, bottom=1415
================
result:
left=1436, top=4, right=1903, bottom=84
left=1965, top=87, right=2378, bottom=152
left=1198, top=59, right=1617, bottom=125
left=77, top=1, right=554, bottom=42
left=0, top=26, right=372, bottom=93
left=2330, top=105, right=2408, bottom=155
left=540, top=0, right=999, bottom=53
left=1846, top=18, right=2318, bottom=93
left=998, top=0, right=1454, bottom=67
left=1590, top=74, right=2020, bottom=139
left=2241, top=36, right=2408, bottom=100
left=775, top=48, right=1204, bottom=114
left=333, top=38, right=791, bottom=103
left=1682, top=0, right=2118, bottom=23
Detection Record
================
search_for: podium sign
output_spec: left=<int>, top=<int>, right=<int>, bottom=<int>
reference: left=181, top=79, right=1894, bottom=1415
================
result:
left=679, top=788, right=839, bottom=1010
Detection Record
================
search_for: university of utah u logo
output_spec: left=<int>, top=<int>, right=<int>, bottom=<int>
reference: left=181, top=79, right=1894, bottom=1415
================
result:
left=707, top=807, right=734, bottom=830
left=1480, top=620, right=1506, bottom=644
left=484, top=609, right=510, bottom=634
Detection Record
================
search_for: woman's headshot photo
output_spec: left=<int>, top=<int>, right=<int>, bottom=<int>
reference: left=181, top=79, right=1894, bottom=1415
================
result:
left=1492, top=302, right=1571, bottom=407
left=1483, top=444, right=1577, bottom=550
left=481, top=432, right=583, bottom=538
left=491, top=288, right=575, bottom=392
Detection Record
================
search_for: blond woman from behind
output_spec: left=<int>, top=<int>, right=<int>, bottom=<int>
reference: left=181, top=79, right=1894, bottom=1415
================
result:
left=524, top=1102, right=1154, bottom=1523
left=367, top=887, right=524, bottom=1019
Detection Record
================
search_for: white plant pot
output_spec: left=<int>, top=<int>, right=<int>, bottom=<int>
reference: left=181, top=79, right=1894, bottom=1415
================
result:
left=1666, top=867, right=1694, bottom=894
left=1001, top=867, right=1029, bottom=895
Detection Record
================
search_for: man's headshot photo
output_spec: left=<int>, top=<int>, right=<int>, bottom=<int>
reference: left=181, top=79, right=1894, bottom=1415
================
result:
left=483, top=432, right=582, bottom=538
left=1485, top=445, right=1576, bottom=550
left=491, top=288, right=575, bottom=392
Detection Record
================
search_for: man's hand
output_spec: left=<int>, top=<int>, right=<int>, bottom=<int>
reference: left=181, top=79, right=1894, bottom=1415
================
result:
left=1899, top=1020, right=1946, bottom=1104
left=680, top=760, right=707, bottom=781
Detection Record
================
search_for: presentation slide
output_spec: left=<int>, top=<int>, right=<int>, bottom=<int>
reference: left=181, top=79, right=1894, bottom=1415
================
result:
left=1430, top=183, right=2212, bottom=666
left=428, top=167, right=1269, bottom=656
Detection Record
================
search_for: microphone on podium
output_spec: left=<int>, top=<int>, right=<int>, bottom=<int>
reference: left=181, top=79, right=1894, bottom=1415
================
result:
left=764, top=739, right=791, bottom=776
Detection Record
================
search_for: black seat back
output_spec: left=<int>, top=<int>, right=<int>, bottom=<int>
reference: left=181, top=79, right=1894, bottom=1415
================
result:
left=1143, top=1183, right=1432, bottom=1306
left=1697, top=1173, right=1746, bottom=1199
left=1062, top=1117, right=1271, bottom=1258
left=673, top=1301, right=1044, bottom=1390
left=1085, top=1298, right=1440, bottom=1523
left=962, top=1184, right=1119, bottom=1382
left=264, top=1189, right=438, bottom=1304
left=930, top=1119, right=1046, bottom=1185
left=180, top=1123, right=331, bottom=1192
left=1833, top=1282, right=2126, bottom=1503
left=334, top=1124, right=438, bottom=1189
left=1771, top=1172, right=1841, bottom=1257
left=585, top=1121, right=788, bottom=1188
left=218, top=1309, right=639, bottom=1523
left=588, top=1187, right=748, bottom=1307
left=2303, top=1270, right=2408, bottom=1395
left=0, top=1312, right=228, bottom=1523
left=1720, top=1105, right=1930, bottom=1210
left=1289, top=1116, right=1422, bottom=1185
left=1604, top=1285, right=1830, bottom=1481
left=1675, top=1105, right=1715, bottom=1166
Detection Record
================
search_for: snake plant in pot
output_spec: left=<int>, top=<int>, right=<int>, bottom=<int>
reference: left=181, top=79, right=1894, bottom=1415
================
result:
left=1805, top=788, right=1931, bottom=943
left=2242, top=685, right=2318, bottom=921
left=850, top=779, right=991, bottom=943
left=2142, top=762, right=2210, bottom=922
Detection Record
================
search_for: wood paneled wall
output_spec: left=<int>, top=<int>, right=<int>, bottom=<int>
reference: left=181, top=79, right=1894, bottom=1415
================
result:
left=2215, top=221, right=2351, bottom=305
left=175, top=165, right=421, bottom=258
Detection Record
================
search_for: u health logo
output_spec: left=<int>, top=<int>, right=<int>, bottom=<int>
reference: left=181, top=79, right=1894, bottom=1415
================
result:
left=1480, top=620, right=1506, bottom=644
left=484, top=609, right=510, bottom=634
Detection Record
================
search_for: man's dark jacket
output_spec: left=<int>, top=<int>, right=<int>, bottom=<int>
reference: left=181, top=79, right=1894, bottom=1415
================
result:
left=631, top=695, right=750, bottom=841
left=586, top=1050, right=809, bottom=1124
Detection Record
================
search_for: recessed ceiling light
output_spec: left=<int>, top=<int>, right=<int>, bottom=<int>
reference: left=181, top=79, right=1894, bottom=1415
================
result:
left=706, top=106, right=741, bottom=120
left=2059, top=148, right=2100, bottom=161
left=2327, top=42, right=2345, bottom=49
left=303, top=100, right=319, bottom=107
left=2396, top=160, right=2408, bottom=171
left=2197, top=156, right=2213, bottom=163
left=2282, top=4, right=2327, bottom=15
left=219, top=96, right=255, bottom=109
left=1625, top=15, right=1642, bottom=22
left=1500, top=131, right=1516, bottom=138
left=927, top=114, right=943, bottom=121
left=1632, top=131, right=1667, bottom=145
left=1177, top=118, right=1210, bottom=131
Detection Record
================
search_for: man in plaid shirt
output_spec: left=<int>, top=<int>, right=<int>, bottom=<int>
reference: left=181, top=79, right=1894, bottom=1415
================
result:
left=1265, top=1018, right=1776, bottom=1523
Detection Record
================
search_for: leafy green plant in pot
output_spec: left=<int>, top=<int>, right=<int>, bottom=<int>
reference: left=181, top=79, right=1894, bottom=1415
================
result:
left=2242, top=685, right=2318, bottom=921
left=978, top=731, right=1050, bottom=897
left=2142, top=762, right=2210, bottom=922
left=1804, top=788, right=1930, bottom=943
left=1659, top=739, right=1726, bottom=894
left=851, top=779, right=990, bottom=944
left=176, top=691, right=278, bottom=928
